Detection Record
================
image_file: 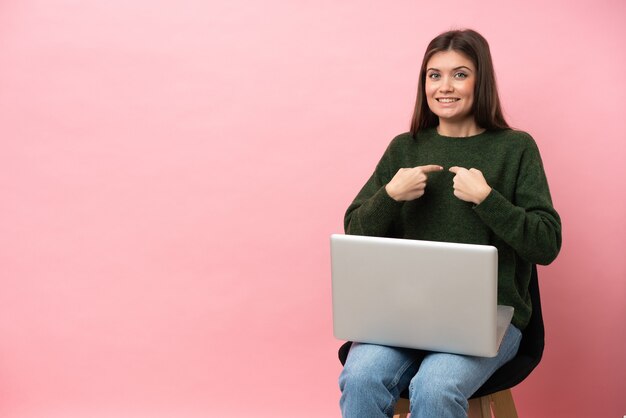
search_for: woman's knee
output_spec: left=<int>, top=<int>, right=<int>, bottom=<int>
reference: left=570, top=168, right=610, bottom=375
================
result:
left=339, top=356, right=387, bottom=394
left=409, top=372, right=467, bottom=412
left=339, top=343, right=414, bottom=394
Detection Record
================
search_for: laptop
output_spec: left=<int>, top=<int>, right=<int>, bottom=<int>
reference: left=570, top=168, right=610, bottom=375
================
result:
left=330, top=234, right=514, bottom=357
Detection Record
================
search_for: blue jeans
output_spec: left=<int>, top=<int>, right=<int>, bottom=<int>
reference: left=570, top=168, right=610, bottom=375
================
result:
left=339, top=324, right=522, bottom=418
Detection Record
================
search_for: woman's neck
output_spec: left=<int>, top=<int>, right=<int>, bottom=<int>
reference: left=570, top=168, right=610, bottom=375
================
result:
left=437, top=119, right=484, bottom=137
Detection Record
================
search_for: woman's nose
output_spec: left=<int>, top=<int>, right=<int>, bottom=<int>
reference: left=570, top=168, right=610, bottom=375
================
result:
left=439, top=76, right=454, bottom=92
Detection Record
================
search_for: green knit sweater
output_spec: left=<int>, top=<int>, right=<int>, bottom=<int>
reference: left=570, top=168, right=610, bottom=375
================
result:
left=344, top=128, right=562, bottom=330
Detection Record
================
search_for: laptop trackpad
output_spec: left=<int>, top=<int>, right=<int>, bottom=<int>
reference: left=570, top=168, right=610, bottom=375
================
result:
left=496, top=305, right=515, bottom=349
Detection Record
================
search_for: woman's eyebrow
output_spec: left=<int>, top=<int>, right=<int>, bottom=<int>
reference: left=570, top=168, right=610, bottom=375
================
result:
left=426, top=66, right=473, bottom=72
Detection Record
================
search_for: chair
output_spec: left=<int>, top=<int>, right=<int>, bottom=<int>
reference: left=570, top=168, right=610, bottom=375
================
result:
left=338, top=265, right=543, bottom=418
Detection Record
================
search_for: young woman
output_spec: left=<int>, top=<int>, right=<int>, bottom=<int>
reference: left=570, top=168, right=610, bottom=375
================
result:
left=338, top=29, right=562, bottom=418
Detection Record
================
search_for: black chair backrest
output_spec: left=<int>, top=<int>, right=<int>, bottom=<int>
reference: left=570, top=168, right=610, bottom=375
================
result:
left=518, top=264, right=544, bottom=361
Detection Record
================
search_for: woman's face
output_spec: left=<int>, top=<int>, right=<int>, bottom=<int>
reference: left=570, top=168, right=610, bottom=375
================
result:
left=425, top=50, right=476, bottom=125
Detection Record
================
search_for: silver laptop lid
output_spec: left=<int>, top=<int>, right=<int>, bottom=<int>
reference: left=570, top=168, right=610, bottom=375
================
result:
left=331, top=234, right=511, bottom=357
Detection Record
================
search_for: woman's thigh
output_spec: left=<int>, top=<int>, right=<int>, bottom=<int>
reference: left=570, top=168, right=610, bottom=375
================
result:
left=410, top=324, right=522, bottom=398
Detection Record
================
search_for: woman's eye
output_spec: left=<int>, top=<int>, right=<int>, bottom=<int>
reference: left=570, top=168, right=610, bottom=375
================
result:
left=454, top=72, right=468, bottom=79
left=428, top=73, right=440, bottom=79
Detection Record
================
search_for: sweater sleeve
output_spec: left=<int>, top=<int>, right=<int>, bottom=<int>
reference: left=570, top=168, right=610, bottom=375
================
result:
left=344, top=144, right=403, bottom=236
left=473, top=137, right=562, bottom=265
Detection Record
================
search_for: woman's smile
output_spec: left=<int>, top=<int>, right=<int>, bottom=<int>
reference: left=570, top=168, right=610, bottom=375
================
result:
left=435, top=97, right=461, bottom=103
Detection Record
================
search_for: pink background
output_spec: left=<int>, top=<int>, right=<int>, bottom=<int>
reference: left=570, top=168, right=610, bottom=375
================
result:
left=1, top=0, right=624, bottom=417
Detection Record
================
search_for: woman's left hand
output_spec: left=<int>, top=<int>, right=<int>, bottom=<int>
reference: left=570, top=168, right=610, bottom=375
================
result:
left=449, top=166, right=492, bottom=205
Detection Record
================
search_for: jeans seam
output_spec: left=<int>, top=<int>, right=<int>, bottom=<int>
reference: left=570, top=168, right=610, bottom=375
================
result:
left=380, top=356, right=416, bottom=417
left=386, top=356, right=418, bottom=392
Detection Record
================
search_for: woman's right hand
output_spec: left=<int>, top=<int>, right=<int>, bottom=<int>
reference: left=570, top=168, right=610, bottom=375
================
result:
left=385, top=165, right=443, bottom=201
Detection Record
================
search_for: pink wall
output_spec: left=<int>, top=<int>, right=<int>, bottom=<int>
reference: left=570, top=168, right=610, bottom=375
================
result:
left=1, top=0, right=624, bottom=417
